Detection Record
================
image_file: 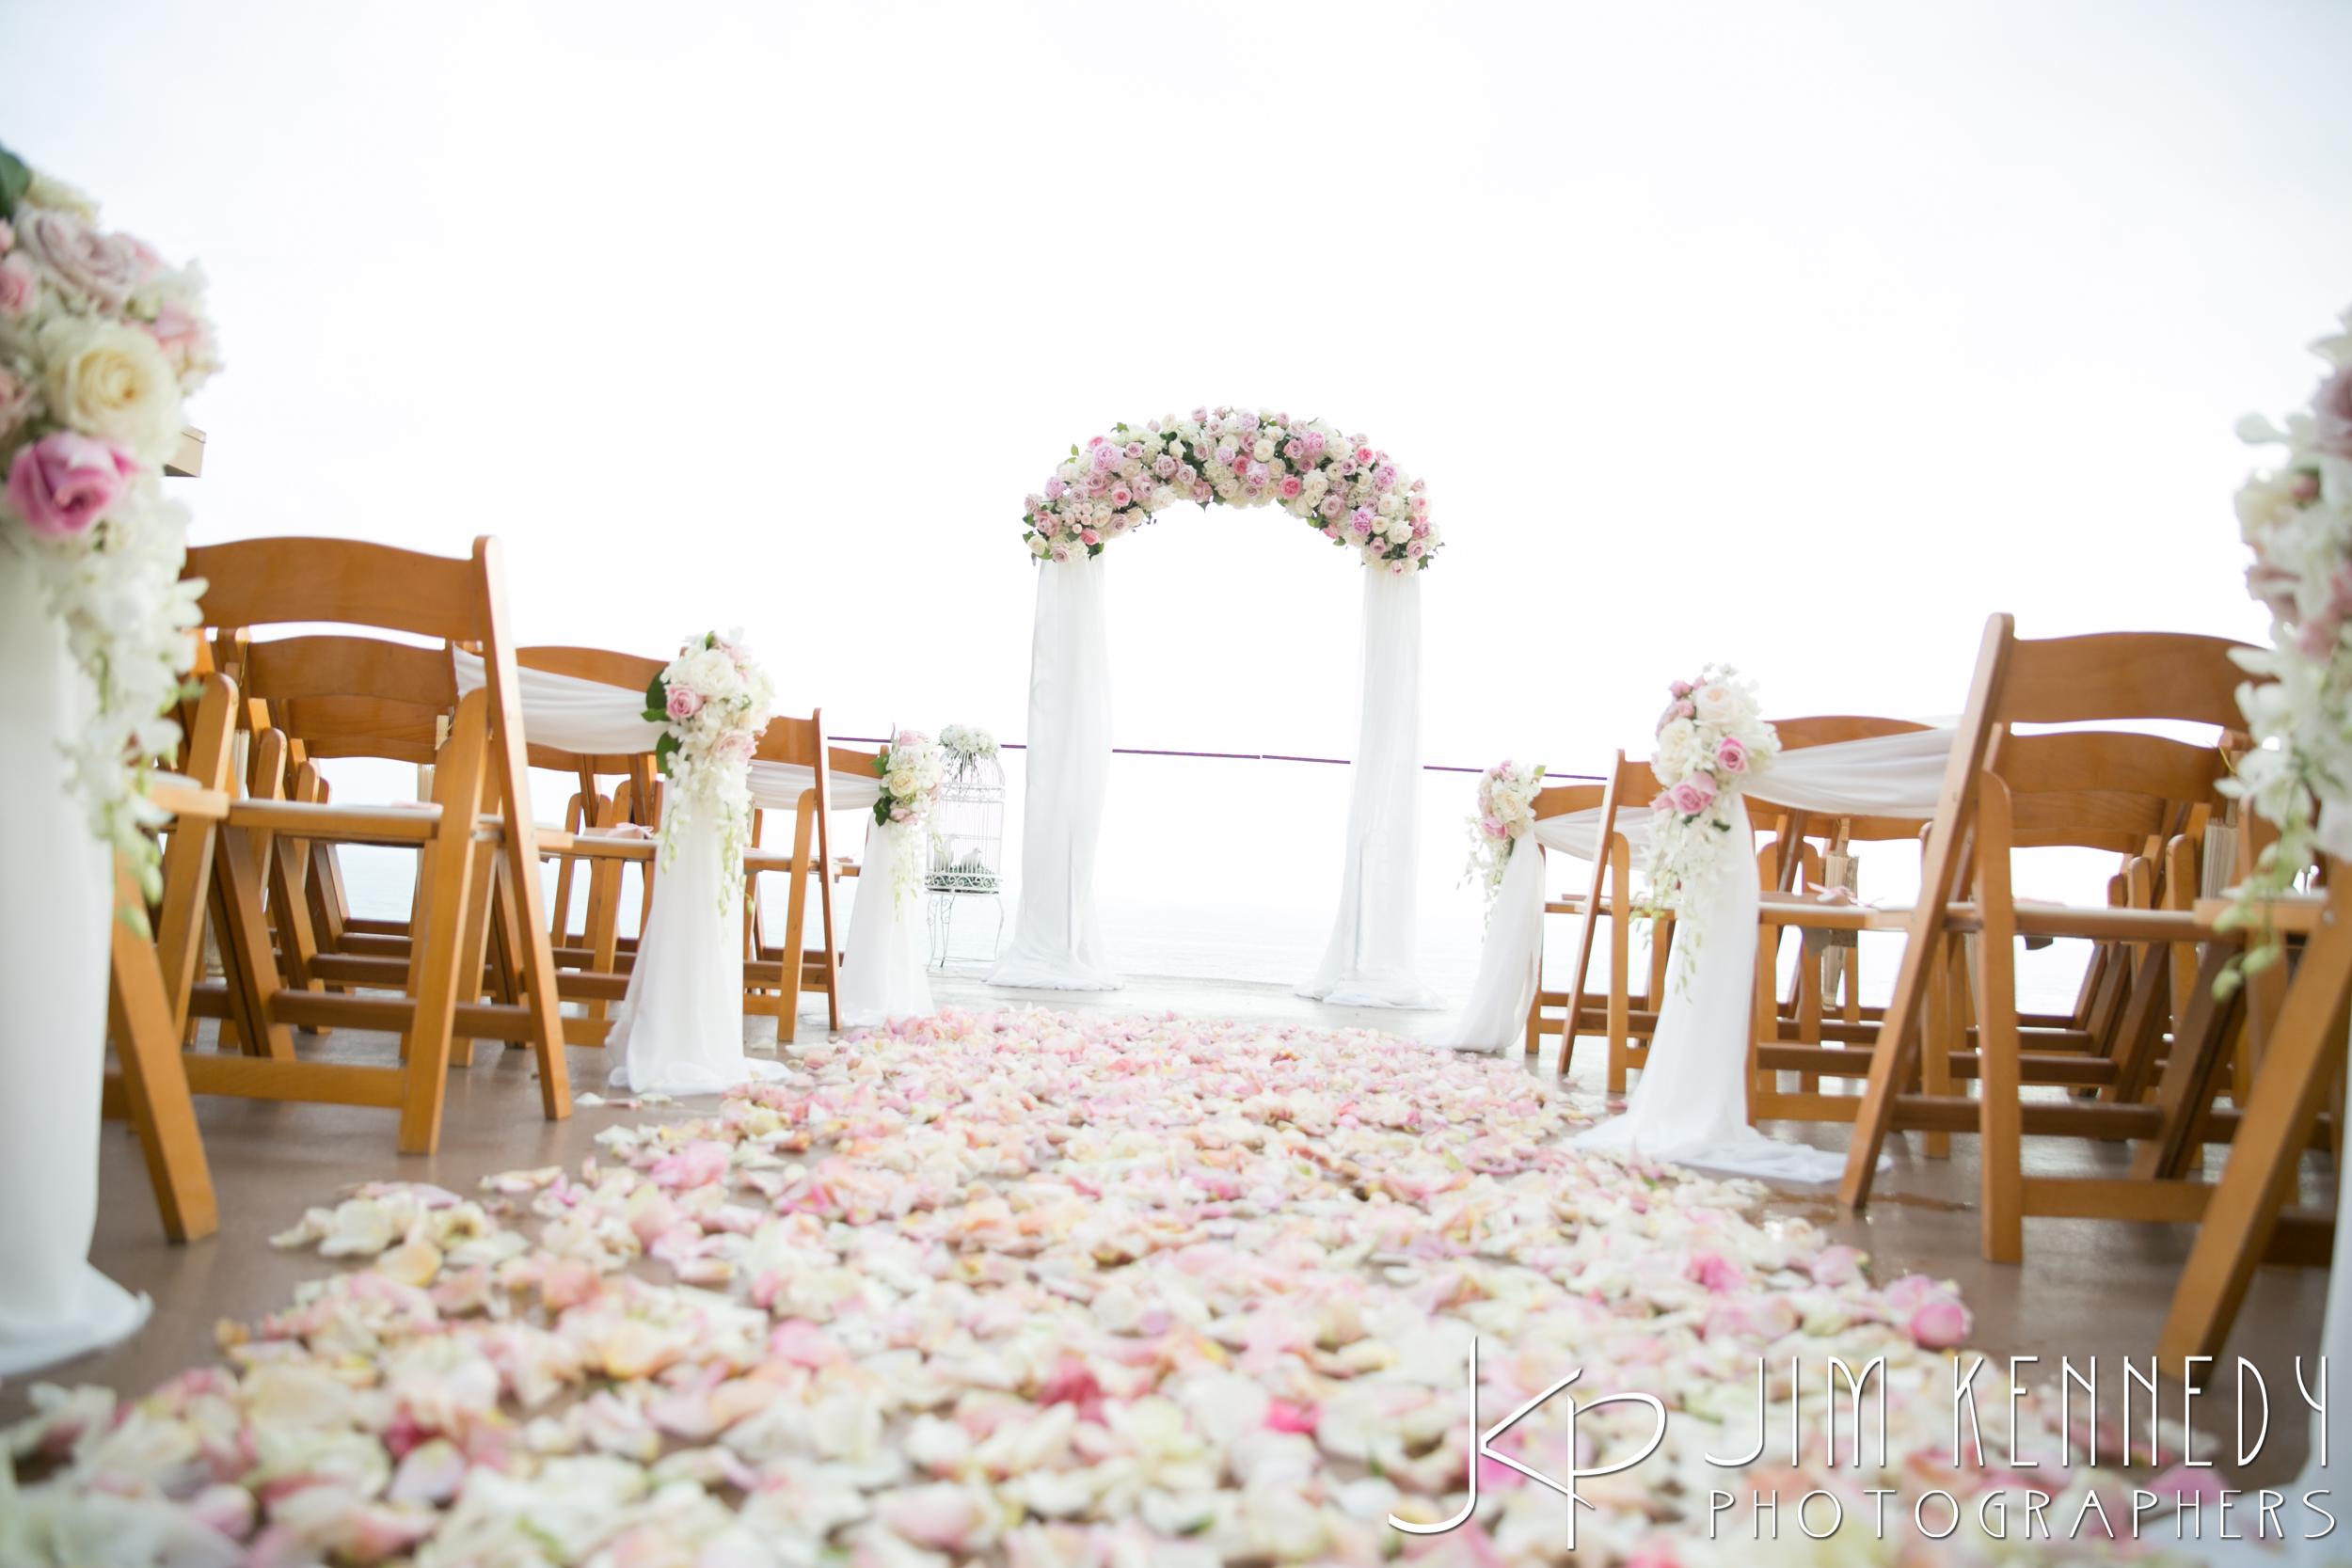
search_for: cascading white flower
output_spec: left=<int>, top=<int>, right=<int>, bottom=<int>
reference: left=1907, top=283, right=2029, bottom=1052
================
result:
left=1463, top=758, right=1545, bottom=905
left=2217, top=302, right=2352, bottom=989
left=0, top=144, right=222, bottom=912
left=870, top=729, right=947, bottom=911
left=1640, top=663, right=1778, bottom=982
left=642, top=630, right=773, bottom=911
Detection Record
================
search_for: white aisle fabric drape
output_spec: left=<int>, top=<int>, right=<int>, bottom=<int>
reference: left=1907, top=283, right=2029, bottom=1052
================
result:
left=990, top=555, right=1119, bottom=990
left=0, top=547, right=151, bottom=1375
left=1449, top=728, right=1954, bottom=1181
left=1299, top=567, right=1439, bottom=1008
left=605, top=804, right=786, bottom=1097
left=835, top=819, right=935, bottom=1028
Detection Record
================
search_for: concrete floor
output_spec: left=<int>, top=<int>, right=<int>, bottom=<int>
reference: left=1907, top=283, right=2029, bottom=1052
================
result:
left=10, top=969, right=2332, bottom=1489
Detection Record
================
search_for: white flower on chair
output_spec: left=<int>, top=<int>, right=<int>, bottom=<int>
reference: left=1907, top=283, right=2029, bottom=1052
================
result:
left=643, top=631, right=774, bottom=911
left=1641, top=663, right=1779, bottom=983
left=1463, top=758, right=1546, bottom=904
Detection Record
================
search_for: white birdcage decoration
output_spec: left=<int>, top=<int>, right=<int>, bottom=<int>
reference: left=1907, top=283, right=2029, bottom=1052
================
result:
left=927, top=727, right=1006, bottom=965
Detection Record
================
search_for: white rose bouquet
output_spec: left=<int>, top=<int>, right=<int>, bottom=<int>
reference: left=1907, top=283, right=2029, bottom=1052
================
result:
left=938, top=722, right=997, bottom=781
left=2217, top=302, right=2352, bottom=991
left=1641, top=664, right=1778, bottom=978
left=870, top=729, right=947, bottom=911
left=1021, top=406, right=1440, bottom=576
left=1463, top=758, right=1545, bottom=904
left=0, top=144, right=222, bottom=911
left=641, top=630, right=773, bottom=908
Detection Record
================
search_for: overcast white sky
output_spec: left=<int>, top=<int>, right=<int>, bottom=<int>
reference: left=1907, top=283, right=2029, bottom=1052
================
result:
left=8, top=1, right=2349, bottom=994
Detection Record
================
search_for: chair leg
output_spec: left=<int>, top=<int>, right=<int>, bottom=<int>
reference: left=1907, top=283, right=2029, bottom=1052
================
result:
left=777, top=796, right=817, bottom=1045
left=2159, top=879, right=2352, bottom=1363
left=1974, top=783, right=2025, bottom=1263
left=108, top=857, right=217, bottom=1243
left=398, top=699, right=491, bottom=1155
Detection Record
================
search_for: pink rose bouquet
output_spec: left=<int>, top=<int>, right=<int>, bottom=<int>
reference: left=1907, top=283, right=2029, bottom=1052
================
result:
left=1641, top=663, right=1779, bottom=974
left=1463, top=757, right=1545, bottom=903
left=641, top=630, right=774, bottom=905
left=1020, top=407, right=1442, bottom=574
left=0, top=142, right=222, bottom=908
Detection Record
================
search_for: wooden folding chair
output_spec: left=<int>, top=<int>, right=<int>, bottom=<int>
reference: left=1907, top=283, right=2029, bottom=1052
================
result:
left=1528, top=754, right=1668, bottom=1087
left=95, top=673, right=238, bottom=1241
left=178, top=537, right=571, bottom=1154
left=1836, top=620, right=2268, bottom=1254
left=1517, top=782, right=1609, bottom=1057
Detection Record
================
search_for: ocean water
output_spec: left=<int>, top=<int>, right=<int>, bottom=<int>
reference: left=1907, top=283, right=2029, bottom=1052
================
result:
left=313, top=752, right=2098, bottom=1019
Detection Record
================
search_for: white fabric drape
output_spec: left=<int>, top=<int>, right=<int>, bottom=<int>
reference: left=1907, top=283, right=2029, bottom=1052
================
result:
left=0, top=547, right=151, bottom=1374
left=604, top=804, right=786, bottom=1097
left=1445, top=832, right=1549, bottom=1053
left=1299, top=568, right=1439, bottom=1008
left=1566, top=798, right=1855, bottom=1182
left=836, top=819, right=936, bottom=1028
left=990, top=556, right=1120, bottom=990
left=453, top=650, right=883, bottom=813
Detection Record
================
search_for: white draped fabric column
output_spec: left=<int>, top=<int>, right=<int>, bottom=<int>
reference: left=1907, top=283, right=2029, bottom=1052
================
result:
left=990, top=556, right=1120, bottom=990
left=0, top=548, right=151, bottom=1375
left=836, top=819, right=936, bottom=1027
left=605, top=805, right=784, bottom=1097
left=1299, top=567, right=1438, bottom=1008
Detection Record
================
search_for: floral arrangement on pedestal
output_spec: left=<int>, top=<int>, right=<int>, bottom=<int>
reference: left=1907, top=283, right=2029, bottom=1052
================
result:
left=641, top=631, right=774, bottom=905
left=1642, top=666, right=1777, bottom=973
left=938, top=722, right=997, bottom=781
left=0, top=144, right=223, bottom=904
left=2219, top=301, right=2352, bottom=988
left=1021, top=407, right=1440, bottom=575
left=1463, top=758, right=1545, bottom=903
left=871, top=729, right=946, bottom=909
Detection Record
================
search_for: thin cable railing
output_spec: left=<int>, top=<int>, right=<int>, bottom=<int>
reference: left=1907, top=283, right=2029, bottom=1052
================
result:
left=837, top=737, right=1602, bottom=780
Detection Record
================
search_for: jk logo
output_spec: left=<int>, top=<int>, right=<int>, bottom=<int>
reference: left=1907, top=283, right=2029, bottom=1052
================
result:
left=1389, top=1337, right=1669, bottom=1551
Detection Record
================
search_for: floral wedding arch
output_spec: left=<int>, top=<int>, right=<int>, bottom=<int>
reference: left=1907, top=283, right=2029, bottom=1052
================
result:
left=1019, top=407, right=1444, bottom=571
left=990, top=407, right=1442, bottom=1008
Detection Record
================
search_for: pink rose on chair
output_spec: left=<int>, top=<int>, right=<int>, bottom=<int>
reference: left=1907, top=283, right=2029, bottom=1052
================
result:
left=665, top=685, right=704, bottom=721
left=0, top=254, right=35, bottom=316
left=1716, top=736, right=1750, bottom=773
left=5, top=431, right=139, bottom=539
left=716, top=730, right=755, bottom=763
left=1668, top=775, right=1716, bottom=816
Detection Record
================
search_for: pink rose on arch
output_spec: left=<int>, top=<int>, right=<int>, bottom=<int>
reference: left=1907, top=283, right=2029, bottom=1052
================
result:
left=1078, top=528, right=1100, bottom=546
left=1716, top=736, right=1750, bottom=773
left=1043, top=478, right=1066, bottom=500
left=1406, top=540, right=1425, bottom=559
left=1375, top=464, right=1399, bottom=489
left=1387, top=558, right=1410, bottom=575
left=1278, top=476, right=1302, bottom=499
left=1303, top=431, right=1327, bottom=456
left=1246, top=462, right=1268, bottom=486
left=1282, top=438, right=1304, bottom=460
left=1214, top=444, right=1236, bottom=467
left=0, top=253, right=35, bottom=316
left=1089, top=445, right=1117, bottom=473
left=5, top=431, right=140, bottom=540
left=1354, top=445, right=1375, bottom=464
left=1123, top=440, right=1144, bottom=459
left=16, top=208, right=152, bottom=308
left=1086, top=435, right=1106, bottom=448
left=1050, top=543, right=1072, bottom=562
left=1108, top=484, right=1132, bottom=507
left=1319, top=496, right=1346, bottom=519
left=1349, top=505, right=1375, bottom=534
left=1152, top=453, right=1177, bottom=478
left=664, top=685, right=704, bottom=721
left=1668, top=775, right=1716, bottom=816
left=1191, top=482, right=1214, bottom=503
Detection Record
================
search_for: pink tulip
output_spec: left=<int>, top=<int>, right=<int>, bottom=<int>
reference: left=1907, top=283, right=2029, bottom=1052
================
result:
left=5, top=431, right=139, bottom=539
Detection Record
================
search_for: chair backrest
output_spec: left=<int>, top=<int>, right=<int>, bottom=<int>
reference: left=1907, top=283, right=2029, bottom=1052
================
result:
left=518, top=645, right=668, bottom=694
left=238, top=635, right=459, bottom=766
left=1769, top=714, right=1936, bottom=751
left=1534, top=783, right=1607, bottom=821
left=1990, top=729, right=2233, bottom=856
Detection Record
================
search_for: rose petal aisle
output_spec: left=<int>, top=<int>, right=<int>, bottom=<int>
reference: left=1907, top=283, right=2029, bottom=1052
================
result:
left=5, top=1013, right=2190, bottom=1565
